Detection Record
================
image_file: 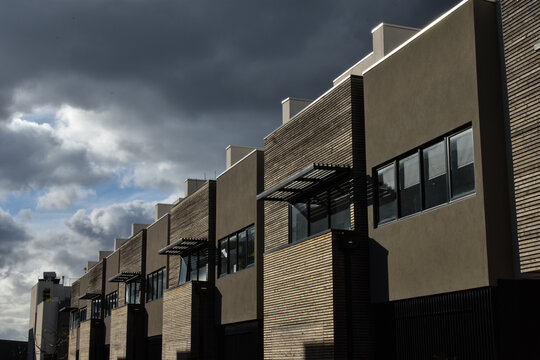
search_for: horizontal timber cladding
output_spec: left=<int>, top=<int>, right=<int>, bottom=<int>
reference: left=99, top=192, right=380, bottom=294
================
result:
left=168, top=181, right=216, bottom=287
left=68, top=328, right=78, bottom=360
left=87, top=261, right=104, bottom=295
left=118, top=231, right=145, bottom=306
left=71, top=280, right=80, bottom=308
left=263, top=76, right=365, bottom=252
left=500, top=0, right=540, bottom=272
left=264, top=230, right=370, bottom=359
left=162, top=283, right=192, bottom=360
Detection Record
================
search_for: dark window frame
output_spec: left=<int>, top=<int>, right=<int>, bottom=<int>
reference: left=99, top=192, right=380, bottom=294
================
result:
left=146, top=268, right=165, bottom=303
left=218, top=224, right=256, bottom=278
left=90, top=298, right=102, bottom=320
left=79, top=307, right=87, bottom=323
left=125, top=278, right=141, bottom=305
left=179, top=247, right=208, bottom=285
left=288, top=179, right=352, bottom=244
left=104, top=291, right=118, bottom=317
left=374, top=125, right=475, bottom=227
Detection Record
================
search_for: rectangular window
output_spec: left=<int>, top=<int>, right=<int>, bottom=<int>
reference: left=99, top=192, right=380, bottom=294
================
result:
left=79, top=307, right=87, bottom=322
left=179, top=248, right=208, bottom=284
left=70, top=311, right=80, bottom=329
left=237, top=230, right=247, bottom=271
left=219, top=239, right=228, bottom=277
left=289, top=181, right=352, bottom=243
left=218, top=225, right=256, bottom=277
left=125, top=279, right=141, bottom=305
left=450, top=128, right=475, bottom=198
left=330, top=185, right=350, bottom=230
left=290, top=202, right=308, bottom=243
left=247, top=226, right=255, bottom=266
left=375, top=127, right=475, bottom=225
left=105, top=291, right=118, bottom=317
left=146, top=268, right=165, bottom=303
left=423, top=141, right=448, bottom=209
left=91, top=299, right=101, bottom=320
left=229, top=234, right=238, bottom=273
left=399, top=153, right=421, bottom=217
left=377, top=164, right=397, bottom=224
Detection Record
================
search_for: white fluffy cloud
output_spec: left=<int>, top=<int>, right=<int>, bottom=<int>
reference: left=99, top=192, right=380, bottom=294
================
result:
left=37, top=185, right=96, bottom=210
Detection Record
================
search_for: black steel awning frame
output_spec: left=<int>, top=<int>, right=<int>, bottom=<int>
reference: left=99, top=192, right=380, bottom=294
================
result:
left=108, top=272, right=140, bottom=283
left=158, top=237, right=207, bottom=257
left=256, top=163, right=351, bottom=202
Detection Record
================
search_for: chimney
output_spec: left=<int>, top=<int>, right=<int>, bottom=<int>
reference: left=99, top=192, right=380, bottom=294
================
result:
left=333, top=23, right=419, bottom=85
left=282, top=97, right=313, bottom=124
left=184, top=179, right=207, bottom=197
left=98, top=250, right=113, bottom=262
left=226, top=145, right=258, bottom=169
left=85, top=261, right=97, bottom=272
left=131, top=223, right=148, bottom=236
left=114, top=238, right=129, bottom=250
left=155, top=203, right=173, bottom=220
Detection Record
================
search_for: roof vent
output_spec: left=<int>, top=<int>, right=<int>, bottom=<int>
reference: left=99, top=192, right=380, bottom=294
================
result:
left=184, top=179, right=207, bottom=197
left=282, top=97, right=313, bottom=124
left=226, top=145, right=258, bottom=169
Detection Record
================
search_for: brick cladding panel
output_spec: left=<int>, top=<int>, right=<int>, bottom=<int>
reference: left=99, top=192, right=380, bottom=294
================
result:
left=162, top=284, right=192, bottom=360
left=264, top=232, right=335, bottom=359
left=118, top=233, right=143, bottom=306
left=501, top=0, right=540, bottom=272
left=79, top=321, right=91, bottom=360
left=168, top=183, right=211, bottom=286
left=263, top=77, right=365, bottom=252
left=87, top=262, right=103, bottom=295
left=68, top=328, right=78, bottom=360
left=110, top=306, right=128, bottom=360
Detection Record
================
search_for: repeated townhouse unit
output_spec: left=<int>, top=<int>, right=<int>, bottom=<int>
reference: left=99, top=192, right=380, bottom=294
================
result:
left=62, top=0, right=540, bottom=359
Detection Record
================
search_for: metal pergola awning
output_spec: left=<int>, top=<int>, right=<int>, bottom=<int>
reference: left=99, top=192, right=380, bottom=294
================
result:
left=108, top=272, right=140, bottom=283
left=158, top=238, right=207, bottom=257
left=78, top=293, right=101, bottom=300
left=59, top=306, right=77, bottom=313
left=256, top=163, right=351, bottom=202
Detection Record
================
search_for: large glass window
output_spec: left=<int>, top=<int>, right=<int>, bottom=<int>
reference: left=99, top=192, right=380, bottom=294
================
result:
left=375, top=127, right=475, bottom=225
left=330, top=186, right=351, bottom=230
left=377, top=164, right=397, bottom=223
left=218, top=225, right=256, bottom=278
left=79, top=307, right=87, bottom=322
left=290, top=202, right=308, bottom=243
left=70, top=311, right=80, bottom=329
left=399, top=153, right=421, bottom=217
left=104, top=291, right=118, bottom=317
left=247, top=226, right=255, bottom=267
left=91, top=299, right=101, bottom=320
left=146, top=268, right=165, bottom=302
left=289, top=181, right=351, bottom=243
left=423, top=141, right=448, bottom=209
left=179, top=248, right=208, bottom=285
left=450, top=128, right=475, bottom=198
left=125, top=279, right=141, bottom=305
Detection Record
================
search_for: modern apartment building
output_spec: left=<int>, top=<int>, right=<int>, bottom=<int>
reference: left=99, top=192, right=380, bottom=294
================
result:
left=63, top=0, right=540, bottom=358
left=28, top=272, right=71, bottom=360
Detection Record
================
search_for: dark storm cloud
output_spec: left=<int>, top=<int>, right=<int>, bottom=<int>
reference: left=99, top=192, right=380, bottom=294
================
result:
left=0, top=0, right=459, bottom=120
left=0, top=208, right=29, bottom=269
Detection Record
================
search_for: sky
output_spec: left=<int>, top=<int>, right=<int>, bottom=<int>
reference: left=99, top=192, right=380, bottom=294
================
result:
left=0, top=0, right=459, bottom=341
